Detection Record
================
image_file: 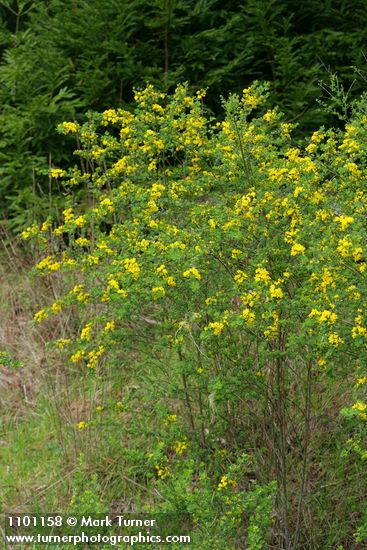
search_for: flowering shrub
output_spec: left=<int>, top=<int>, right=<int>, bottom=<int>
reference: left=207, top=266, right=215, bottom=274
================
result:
left=24, top=82, right=367, bottom=547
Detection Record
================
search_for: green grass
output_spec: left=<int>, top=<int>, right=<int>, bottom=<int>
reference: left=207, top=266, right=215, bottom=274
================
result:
left=0, top=400, right=67, bottom=513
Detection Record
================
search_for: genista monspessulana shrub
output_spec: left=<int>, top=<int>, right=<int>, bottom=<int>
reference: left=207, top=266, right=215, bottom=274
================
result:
left=23, top=84, right=367, bottom=548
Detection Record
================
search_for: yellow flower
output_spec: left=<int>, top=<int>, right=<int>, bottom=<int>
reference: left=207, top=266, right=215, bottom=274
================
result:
left=255, top=267, right=271, bottom=284
left=80, top=323, right=93, bottom=342
left=309, top=309, right=337, bottom=325
left=164, top=414, right=177, bottom=426
left=51, top=302, right=62, bottom=315
left=328, top=332, right=344, bottom=347
left=242, top=309, right=255, bottom=325
left=242, top=86, right=260, bottom=108
left=234, top=270, right=247, bottom=285
left=281, top=123, right=292, bottom=138
left=290, top=243, right=305, bottom=256
left=156, top=464, right=171, bottom=479
left=263, top=110, right=277, bottom=124
left=231, top=249, right=241, bottom=259
left=138, top=239, right=150, bottom=251
left=264, top=311, right=279, bottom=339
left=305, top=143, right=317, bottom=154
left=269, top=285, right=283, bottom=299
left=183, top=267, right=202, bottom=281
left=217, top=475, right=237, bottom=491
left=54, top=226, right=64, bottom=237
left=86, top=345, right=105, bottom=368
left=102, top=109, right=120, bottom=125
left=156, top=264, right=168, bottom=276
left=72, top=284, right=90, bottom=304
left=36, top=255, right=61, bottom=272
left=50, top=168, right=66, bottom=179
left=21, top=223, right=39, bottom=240
left=56, top=338, right=71, bottom=349
left=148, top=159, right=157, bottom=172
left=74, top=216, right=85, bottom=227
left=311, top=131, right=325, bottom=143
left=152, top=103, right=164, bottom=114
left=34, top=309, right=49, bottom=323
left=207, top=321, right=225, bottom=336
left=353, top=247, right=363, bottom=262
left=174, top=441, right=188, bottom=455
left=103, top=321, right=115, bottom=333
left=99, top=197, right=115, bottom=213
left=70, top=350, right=85, bottom=363
left=62, top=121, right=78, bottom=134
left=124, top=257, right=140, bottom=279
left=63, top=208, right=74, bottom=223
left=334, top=215, right=354, bottom=231
left=352, top=325, right=367, bottom=339
left=337, top=237, right=352, bottom=258
left=352, top=401, right=367, bottom=412
left=151, top=286, right=165, bottom=298
left=41, top=220, right=50, bottom=232
left=76, top=237, right=89, bottom=247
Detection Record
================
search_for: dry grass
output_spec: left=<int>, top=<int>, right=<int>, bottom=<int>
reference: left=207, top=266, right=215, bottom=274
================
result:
left=0, top=241, right=80, bottom=510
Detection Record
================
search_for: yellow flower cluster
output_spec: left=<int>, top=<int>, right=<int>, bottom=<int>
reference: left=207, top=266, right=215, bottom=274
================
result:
left=334, top=215, right=354, bottom=231
left=217, top=475, right=237, bottom=491
left=61, top=121, right=78, bottom=134
left=183, top=267, right=201, bottom=281
left=71, top=350, right=85, bottom=363
left=36, top=255, right=61, bottom=272
left=328, top=333, right=344, bottom=347
left=72, top=284, right=90, bottom=304
left=242, top=308, right=255, bottom=326
left=164, top=414, right=177, bottom=426
left=124, top=257, right=140, bottom=280
left=254, top=267, right=271, bottom=285
left=242, top=86, right=261, bottom=108
left=352, top=402, right=367, bottom=420
left=309, top=309, right=338, bottom=325
left=352, top=313, right=367, bottom=339
left=173, top=441, right=188, bottom=455
left=264, top=312, right=279, bottom=340
left=290, top=243, right=305, bottom=256
left=151, top=286, right=165, bottom=298
left=50, top=168, right=66, bottom=179
left=155, top=464, right=171, bottom=479
left=80, top=322, right=93, bottom=342
left=102, top=321, right=115, bottom=334
left=269, top=284, right=284, bottom=299
left=34, top=309, right=49, bottom=323
left=87, top=345, right=105, bottom=369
